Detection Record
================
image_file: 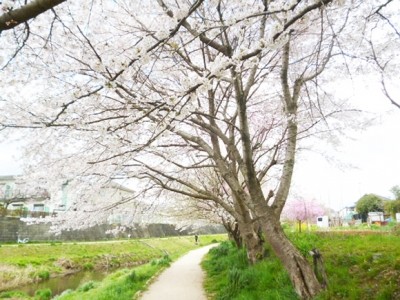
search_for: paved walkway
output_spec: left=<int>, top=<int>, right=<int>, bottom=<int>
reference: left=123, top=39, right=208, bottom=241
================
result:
left=140, top=244, right=217, bottom=300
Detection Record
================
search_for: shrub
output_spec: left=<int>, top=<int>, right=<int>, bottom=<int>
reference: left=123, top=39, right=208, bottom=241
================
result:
left=35, top=270, right=50, bottom=280
left=126, top=270, right=137, bottom=282
left=157, top=255, right=172, bottom=266
left=34, top=288, right=52, bottom=300
left=77, top=281, right=96, bottom=292
left=209, top=241, right=231, bottom=257
left=83, top=262, right=94, bottom=270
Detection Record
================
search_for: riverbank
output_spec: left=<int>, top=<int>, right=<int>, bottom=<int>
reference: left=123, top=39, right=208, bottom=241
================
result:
left=0, top=234, right=226, bottom=298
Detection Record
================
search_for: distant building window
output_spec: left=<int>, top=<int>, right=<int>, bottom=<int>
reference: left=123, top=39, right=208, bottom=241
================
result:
left=33, top=204, right=45, bottom=212
left=11, top=204, right=23, bottom=209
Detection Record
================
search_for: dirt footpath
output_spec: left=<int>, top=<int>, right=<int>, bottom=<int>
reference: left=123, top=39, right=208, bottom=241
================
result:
left=140, top=244, right=217, bottom=300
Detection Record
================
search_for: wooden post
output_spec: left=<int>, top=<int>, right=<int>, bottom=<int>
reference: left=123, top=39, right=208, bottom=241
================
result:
left=310, top=248, right=328, bottom=288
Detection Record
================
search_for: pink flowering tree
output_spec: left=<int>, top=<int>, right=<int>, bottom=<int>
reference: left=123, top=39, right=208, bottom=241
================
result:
left=283, top=198, right=326, bottom=232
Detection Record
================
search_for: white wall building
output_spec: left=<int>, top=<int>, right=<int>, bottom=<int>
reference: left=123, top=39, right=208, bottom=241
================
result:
left=316, top=216, right=329, bottom=228
left=1, top=176, right=139, bottom=221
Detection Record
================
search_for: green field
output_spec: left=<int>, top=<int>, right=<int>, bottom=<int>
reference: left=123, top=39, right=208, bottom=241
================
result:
left=203, top=230, right=400, bottom=299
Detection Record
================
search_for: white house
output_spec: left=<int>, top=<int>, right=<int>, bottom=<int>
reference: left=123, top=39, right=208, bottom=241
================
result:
left=368, top=211, right=384, bottom=225
left=1, top=176, right=138, bottom=221
left=0, top=175, right=50, bottom=214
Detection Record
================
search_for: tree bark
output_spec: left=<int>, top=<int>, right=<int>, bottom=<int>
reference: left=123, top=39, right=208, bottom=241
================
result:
left=224, top=221, right=242, bottom=248
left=0, top=0, right=66, bottom=32
left=238, top=220, right=264, bottom=264
left=261, top=215, right=323, bottom=299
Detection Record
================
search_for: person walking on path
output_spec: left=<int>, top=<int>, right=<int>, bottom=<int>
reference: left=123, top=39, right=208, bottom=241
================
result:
left=140, top=244, right=217, bottom=300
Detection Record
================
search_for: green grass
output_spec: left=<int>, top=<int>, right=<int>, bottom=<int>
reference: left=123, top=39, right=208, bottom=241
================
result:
left=0, top=234, right=226, bottom=298
left=54, top=260, right=161, bottom=299
left=203, top=232, right=400, bottom=299
left=0, top=290, right=30, bottom=299
left=203, top=241, right=298, bottom=300
left=0, top=234, right=222, bottom=267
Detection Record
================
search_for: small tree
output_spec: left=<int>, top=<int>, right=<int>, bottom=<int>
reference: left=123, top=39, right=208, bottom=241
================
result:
left=384, top=200, right=400, bottom=219
left=283, top=198, right=325, bottom=232
left=383, top=187, right=400, bottom=218
left=355, top=194, right=384, bottom=222
left=390, top=186, right=400, bottom=200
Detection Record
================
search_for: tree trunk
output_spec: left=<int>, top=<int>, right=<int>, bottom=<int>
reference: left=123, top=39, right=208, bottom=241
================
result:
left=223, top=221, right=242, bottom=248
left=239, top=221, right=264, bottom=264
left=230, top=222, right=243, bottom=248
left=261, top=215, right=323, bottom=299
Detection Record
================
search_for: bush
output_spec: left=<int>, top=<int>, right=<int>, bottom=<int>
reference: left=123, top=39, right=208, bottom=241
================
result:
left=77, top=281, right=96, bottom=292
left=35, top=270, right=50, bottom=280
left=126, top=270, right=137, bottom=282
left=158, top=255, right=172, bottom=266
left=34, top=288, right=52, bottom=300
left=151, top=254, right=172, bottom=267
left=83, top=262, right=94, bottom=270
left=209, top=241, right=231, bottom=257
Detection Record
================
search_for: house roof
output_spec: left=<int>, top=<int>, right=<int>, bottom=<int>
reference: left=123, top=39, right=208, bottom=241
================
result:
left=0, top=175, right=16, bottom=181
left=108, top=181, right=135, bottom=194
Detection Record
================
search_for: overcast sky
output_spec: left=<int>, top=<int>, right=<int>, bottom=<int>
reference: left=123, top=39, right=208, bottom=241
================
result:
left=292, top=79, right=400, bottom=210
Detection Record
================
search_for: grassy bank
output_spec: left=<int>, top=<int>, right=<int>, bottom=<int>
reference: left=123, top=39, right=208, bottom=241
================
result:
left=0, top=234, right=225, bottom=297
left=54, top=256, right=170, bottom=300
left=203, top=231, right=400, bottom=299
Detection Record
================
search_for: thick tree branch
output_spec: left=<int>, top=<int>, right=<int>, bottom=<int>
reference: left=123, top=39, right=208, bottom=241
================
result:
left=0, top=0, right=66, bottom=32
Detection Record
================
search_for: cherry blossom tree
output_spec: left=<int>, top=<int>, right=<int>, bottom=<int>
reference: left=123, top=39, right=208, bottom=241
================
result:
left=167, top=169, right=263, bottom=258
left=0, top=0, right=68, bottom=68
left=283, top=198, right=325, bottom=232
left=0, top=0, right=398, bottom=298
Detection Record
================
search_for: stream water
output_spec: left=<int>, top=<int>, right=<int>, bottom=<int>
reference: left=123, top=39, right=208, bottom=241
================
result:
left=17, top=270, right=111, bottom=297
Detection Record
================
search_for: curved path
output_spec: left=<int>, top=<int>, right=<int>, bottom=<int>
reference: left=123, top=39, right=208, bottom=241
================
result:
left=140, top=244, right=217, bottom=300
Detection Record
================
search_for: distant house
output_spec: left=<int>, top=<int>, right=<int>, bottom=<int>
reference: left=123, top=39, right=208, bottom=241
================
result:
left=338, top=206, right=355, bottom=225
left=368, top=212, right=385, bottom=225
left=0, top=175, right=50, bottom=216
left=1, top=175, right=138, bottom=221
left=101, top=182, right=138, bottom=225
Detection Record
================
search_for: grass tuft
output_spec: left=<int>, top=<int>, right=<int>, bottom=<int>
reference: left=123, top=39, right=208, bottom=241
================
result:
left=34, top=288, right=52, bottom=300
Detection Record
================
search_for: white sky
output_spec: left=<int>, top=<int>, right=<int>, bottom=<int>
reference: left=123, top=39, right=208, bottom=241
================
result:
left=293, top=111, right=400, bottom=210
left=1, top=81, right=399, bottom=212
left=0, top=140, right=23, bottom=176
left=292, top=79, right=400, bottom=210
